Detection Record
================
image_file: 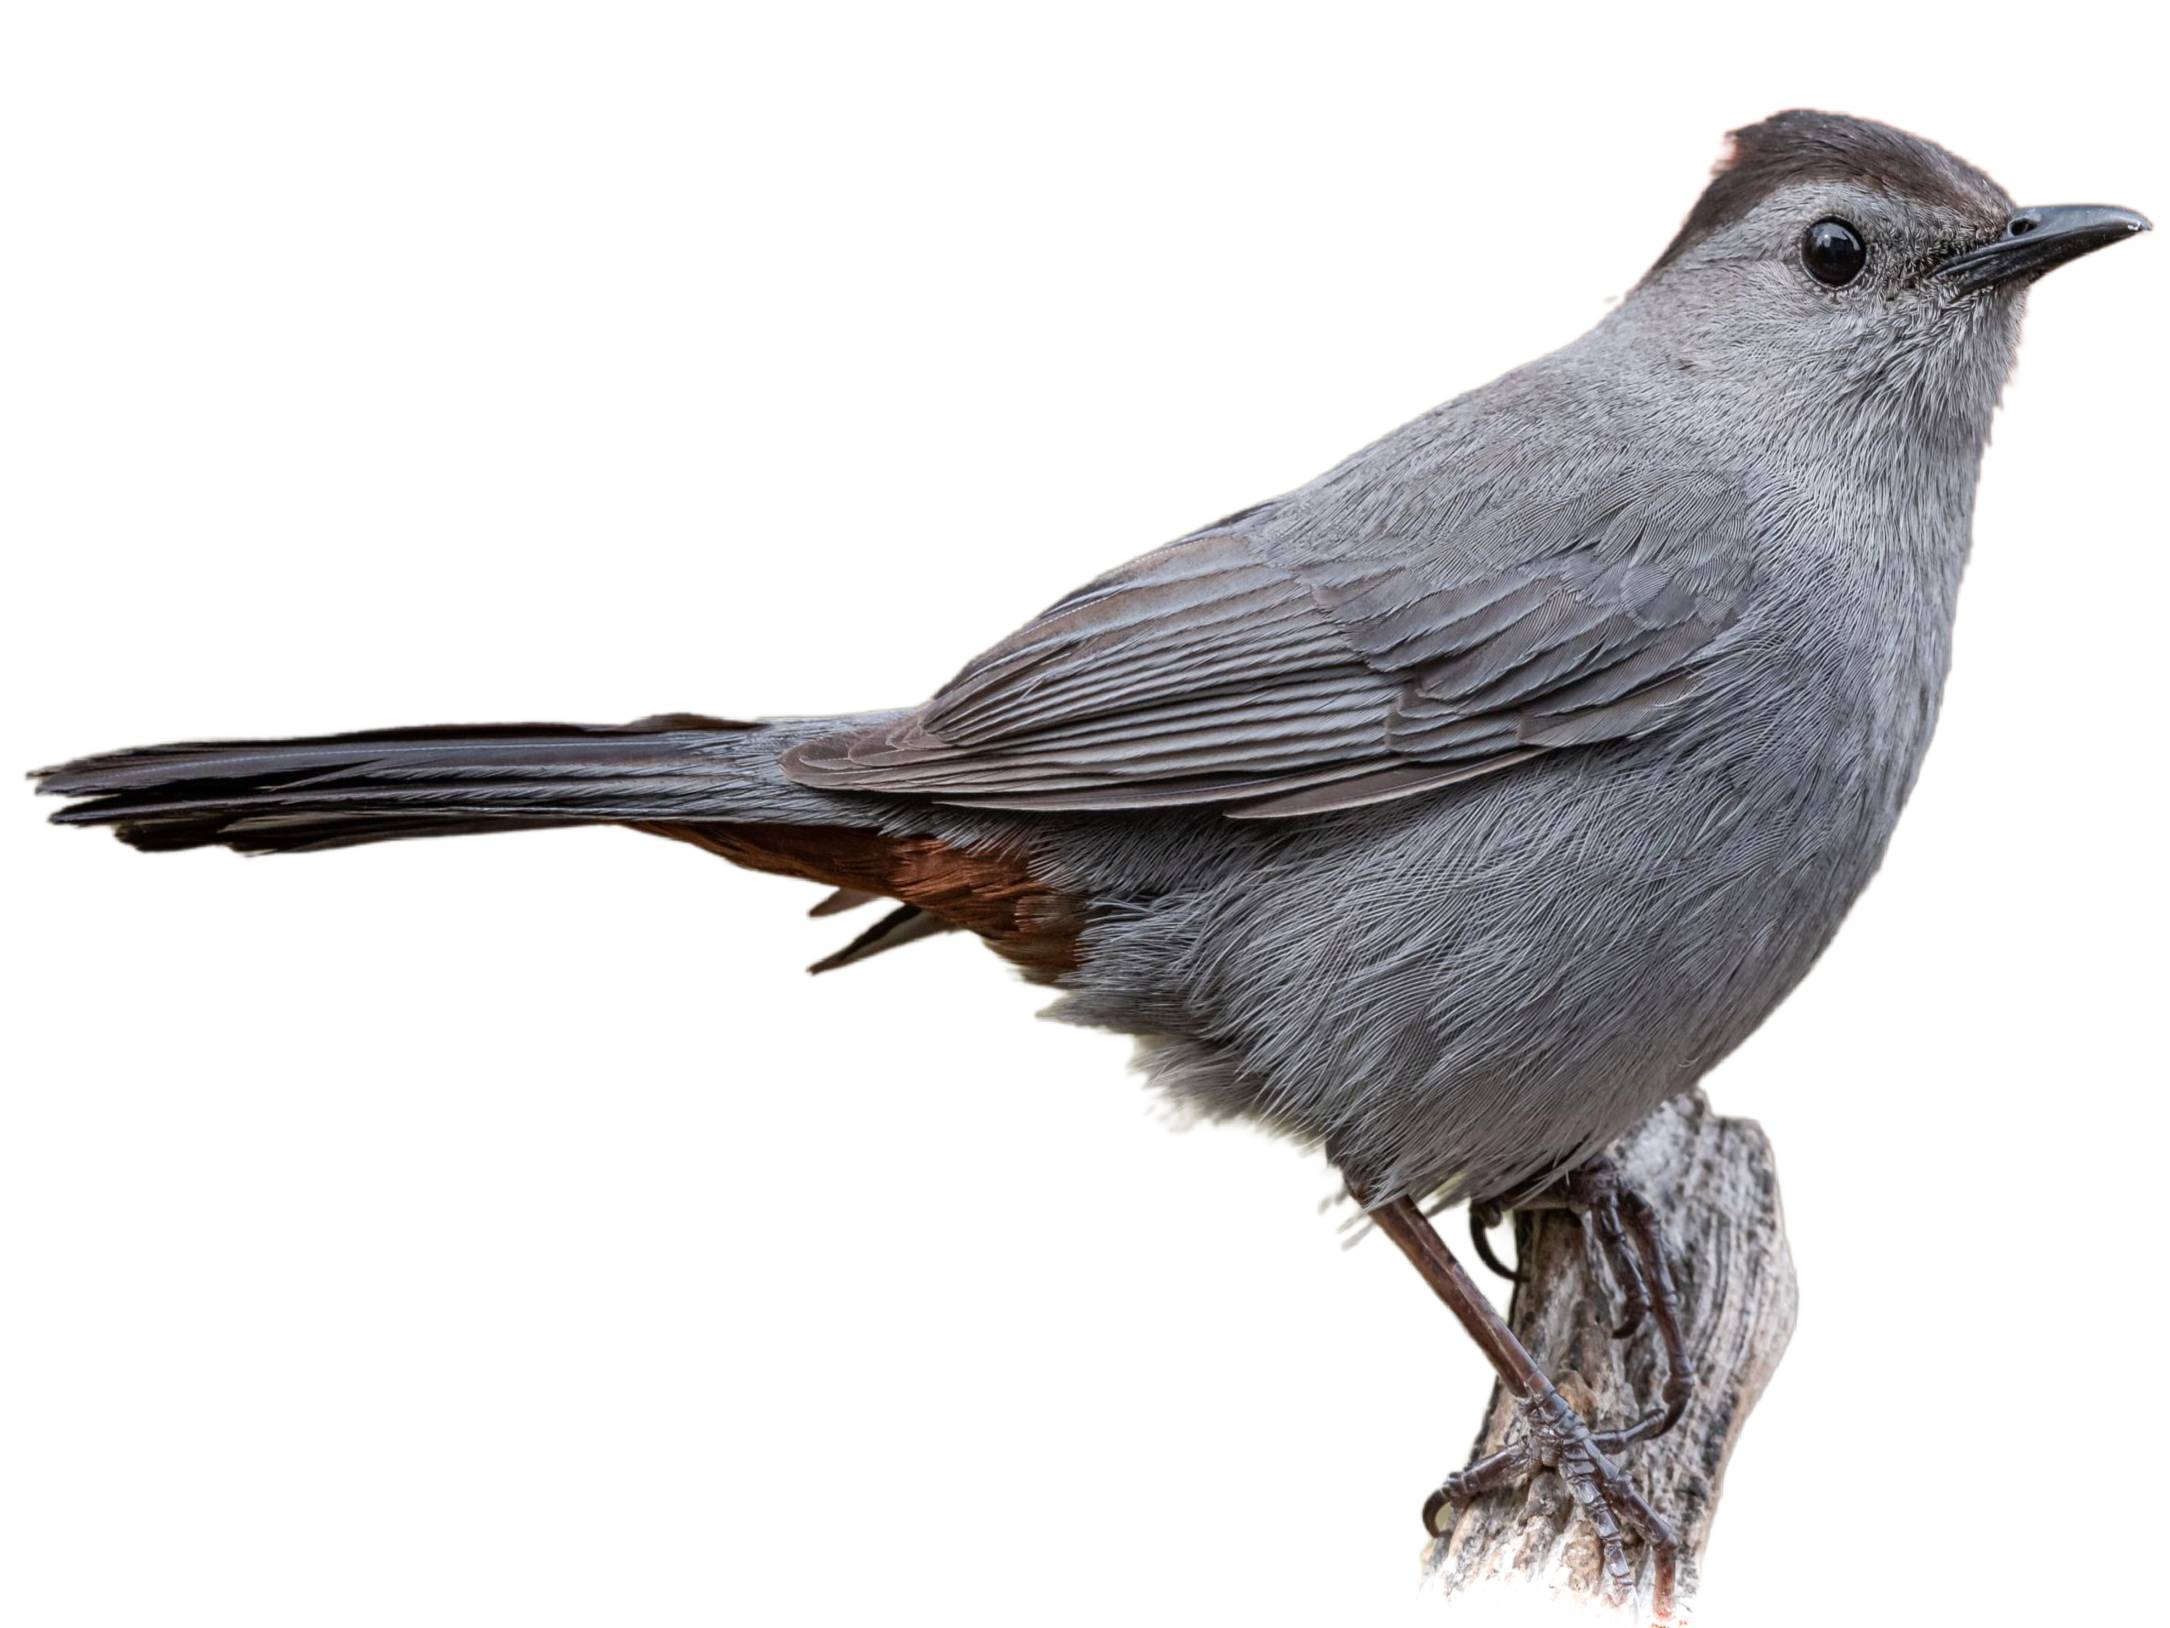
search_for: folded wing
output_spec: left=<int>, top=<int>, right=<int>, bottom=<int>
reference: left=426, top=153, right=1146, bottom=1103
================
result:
left=783, top=471, right=1754, bottom=818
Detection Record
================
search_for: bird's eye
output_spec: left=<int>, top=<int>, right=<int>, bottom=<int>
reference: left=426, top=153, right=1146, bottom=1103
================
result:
left=1801, top=219, right=1867, bottom=287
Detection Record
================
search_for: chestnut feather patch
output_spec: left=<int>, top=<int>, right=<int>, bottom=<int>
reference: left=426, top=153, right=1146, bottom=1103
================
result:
left=638, top=820, right=1084, bottom=979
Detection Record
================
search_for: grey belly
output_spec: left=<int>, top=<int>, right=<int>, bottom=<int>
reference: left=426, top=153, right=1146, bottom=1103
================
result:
left=1027, top=727, right=1887, bottom=1203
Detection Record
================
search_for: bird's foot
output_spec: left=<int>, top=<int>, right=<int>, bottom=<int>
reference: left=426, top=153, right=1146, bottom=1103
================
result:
left=1423, top=1384, right=1679, bottom=1613
left=1473, top=1157, right=1696, bottom=1448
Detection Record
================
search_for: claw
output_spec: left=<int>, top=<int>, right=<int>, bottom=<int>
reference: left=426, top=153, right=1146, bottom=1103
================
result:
left=1421, top=1484, right=1452, bottom=1537
left=1468, top=1199, right=1525, bottom=1282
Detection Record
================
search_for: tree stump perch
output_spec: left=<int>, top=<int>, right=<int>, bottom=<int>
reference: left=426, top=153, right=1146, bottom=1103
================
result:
left=1422, top=1091, right=1797, bottom=1620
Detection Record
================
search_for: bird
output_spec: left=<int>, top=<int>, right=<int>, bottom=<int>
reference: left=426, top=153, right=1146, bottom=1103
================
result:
left=32, top=111, right=2149, bottom=1608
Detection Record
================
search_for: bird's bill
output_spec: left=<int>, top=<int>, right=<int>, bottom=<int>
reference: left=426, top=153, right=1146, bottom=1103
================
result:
left=1935, top=204, right=2151, bottom=294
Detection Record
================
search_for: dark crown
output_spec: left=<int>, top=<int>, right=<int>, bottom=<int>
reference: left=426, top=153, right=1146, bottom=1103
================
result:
left=1649, top=110, right=2012, bottom=274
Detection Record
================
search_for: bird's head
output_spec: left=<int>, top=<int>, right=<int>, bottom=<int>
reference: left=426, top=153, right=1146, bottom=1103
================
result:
left=1628, top=111, right=2147, bottom=452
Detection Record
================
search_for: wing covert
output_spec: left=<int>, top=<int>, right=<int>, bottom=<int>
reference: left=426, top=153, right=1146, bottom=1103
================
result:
left=782, top=473, right=1753, bottom=818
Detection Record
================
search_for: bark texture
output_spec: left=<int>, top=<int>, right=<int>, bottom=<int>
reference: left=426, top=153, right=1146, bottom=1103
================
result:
left=1424, top=1091, right=1796, bottom=1620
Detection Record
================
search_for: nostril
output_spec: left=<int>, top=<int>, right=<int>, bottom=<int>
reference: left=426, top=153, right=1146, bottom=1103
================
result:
left=2009, top=215, right=2039, bottom=237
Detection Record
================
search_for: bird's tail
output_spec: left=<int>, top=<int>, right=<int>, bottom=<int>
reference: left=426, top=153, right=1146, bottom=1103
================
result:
left=32, top=710, right=1078, bottom=978
left=31, top=713, right=787, bottom=854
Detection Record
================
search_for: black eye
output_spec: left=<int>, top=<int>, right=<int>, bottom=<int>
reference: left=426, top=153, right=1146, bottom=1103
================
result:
left=1801, top=219, right=1867, bottom=287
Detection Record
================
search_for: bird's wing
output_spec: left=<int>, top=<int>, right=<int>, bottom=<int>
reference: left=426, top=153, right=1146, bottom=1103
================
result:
left=782, top=471, right=1754, bottom=819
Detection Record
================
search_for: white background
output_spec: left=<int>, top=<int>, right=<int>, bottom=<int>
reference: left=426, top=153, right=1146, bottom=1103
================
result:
left=3, top=5, right=2163, bottom=1625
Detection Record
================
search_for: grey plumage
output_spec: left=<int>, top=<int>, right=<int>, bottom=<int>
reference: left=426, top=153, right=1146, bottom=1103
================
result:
left=34, top=112, right=2147, bottom=1216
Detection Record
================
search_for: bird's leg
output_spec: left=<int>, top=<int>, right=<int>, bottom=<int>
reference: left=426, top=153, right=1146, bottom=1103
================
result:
left=1513, top=1157, right=1695, bottom=1450
left=1366, top=1194, right=1678, bottom=1614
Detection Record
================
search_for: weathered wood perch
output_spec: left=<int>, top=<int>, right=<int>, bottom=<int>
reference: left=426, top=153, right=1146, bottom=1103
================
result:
left=1423, top=1091, right=1796, bottom=1620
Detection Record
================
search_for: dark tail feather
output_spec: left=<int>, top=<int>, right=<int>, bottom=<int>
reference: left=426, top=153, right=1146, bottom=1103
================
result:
left=111, top=811, right=589, bottom=855
left=34, top=713, right=762, bottom=854
left=806, top=903, right=955, bottom=974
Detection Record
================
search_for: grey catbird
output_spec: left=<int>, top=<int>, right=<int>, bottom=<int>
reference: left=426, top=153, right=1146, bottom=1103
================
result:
left=33, top=111, right=2149, bottom=1603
